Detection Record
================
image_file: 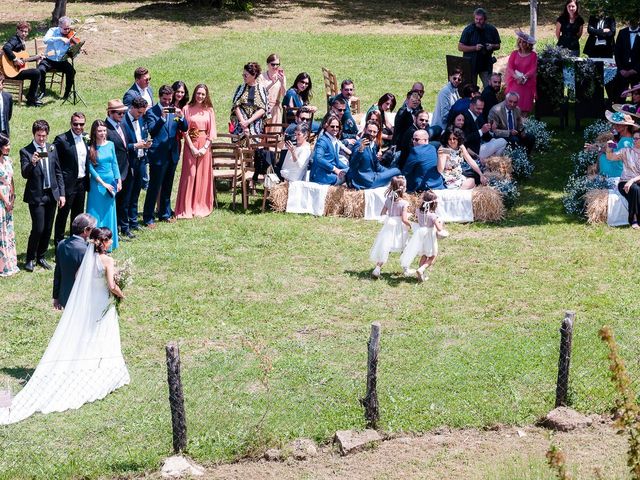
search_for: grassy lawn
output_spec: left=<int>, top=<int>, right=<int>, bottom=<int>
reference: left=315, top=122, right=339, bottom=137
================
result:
left=1, top=23, right=639, bottom=480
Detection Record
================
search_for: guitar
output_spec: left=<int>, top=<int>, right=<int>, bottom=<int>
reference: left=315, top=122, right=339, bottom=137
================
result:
left=1, top=51, right=42, bottom=79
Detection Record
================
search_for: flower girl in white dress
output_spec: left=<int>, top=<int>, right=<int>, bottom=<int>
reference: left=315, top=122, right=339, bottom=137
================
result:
left=370, top=176, right=412, bottom=279
left=0, top=227, right=129, bottom=425
left=400, top=190, right=447, bottom=282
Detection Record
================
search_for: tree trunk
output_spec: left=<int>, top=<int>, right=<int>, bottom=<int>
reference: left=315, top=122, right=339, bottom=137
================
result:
left=51, top=0, right=67, bottom=26
left=530, top=0, right=538, bottom=39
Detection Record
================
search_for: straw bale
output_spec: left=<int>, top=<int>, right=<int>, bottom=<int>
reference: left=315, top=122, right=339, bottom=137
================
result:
left=268, top=182, right=289, bottom=212
left=343, top=189, right=365, bottom=218
left=484, top=155, right=513, bottom=178
left=595, top=131, right=614, bottom=143
left=584, top=189, right=609, bottom=224
left=472, top=186, right=505, bottom=222
left=323, top=186, right=346, bottom=216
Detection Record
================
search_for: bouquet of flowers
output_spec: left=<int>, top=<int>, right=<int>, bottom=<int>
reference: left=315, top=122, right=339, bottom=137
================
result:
left=101, top=258, right=133, bottom=319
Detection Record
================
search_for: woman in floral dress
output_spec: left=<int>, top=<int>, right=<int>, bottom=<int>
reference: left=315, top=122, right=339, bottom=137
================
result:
left=0, top=134, right=19, bottom=277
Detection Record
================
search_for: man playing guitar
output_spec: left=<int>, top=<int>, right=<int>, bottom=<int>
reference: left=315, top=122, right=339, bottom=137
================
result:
left=1, top=21, right=43, bottom=107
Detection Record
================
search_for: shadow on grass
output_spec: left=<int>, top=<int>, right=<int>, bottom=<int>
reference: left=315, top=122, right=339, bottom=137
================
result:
left=0, top=367, right=35, bottom=383
left=344, top=269, right=417, bottom=285
left=87, top=0, right=560, bottom=29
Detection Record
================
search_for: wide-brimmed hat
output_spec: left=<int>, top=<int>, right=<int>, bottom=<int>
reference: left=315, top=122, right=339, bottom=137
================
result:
left=622, top=83, right=640, bottom=97
left=515, top=29, right=536, bottom=45
left=605, top=109, right=638, bottom=126
left=107, top=99, right=127, bottom=112
left=612, top=104, right=640, bottom=119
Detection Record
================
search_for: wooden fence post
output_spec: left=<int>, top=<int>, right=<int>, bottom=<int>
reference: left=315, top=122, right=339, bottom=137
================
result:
left=360, top=322, right=381, bottom=429
left=166, top=341, right=187, bottom=453
left=555, top=311, right=575, bottom=407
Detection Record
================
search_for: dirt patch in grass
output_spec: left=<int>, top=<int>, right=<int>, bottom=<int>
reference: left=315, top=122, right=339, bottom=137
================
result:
left=181, top=418, right=626, bottom=479
left=2, top=0, right=559, bottom=70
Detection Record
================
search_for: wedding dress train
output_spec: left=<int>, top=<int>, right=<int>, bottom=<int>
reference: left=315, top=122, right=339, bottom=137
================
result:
left=0, top=245, right=129, bottom=424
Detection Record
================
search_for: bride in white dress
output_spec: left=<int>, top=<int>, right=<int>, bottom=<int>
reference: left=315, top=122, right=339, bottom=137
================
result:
left=0, top=227, right=130, bottom=425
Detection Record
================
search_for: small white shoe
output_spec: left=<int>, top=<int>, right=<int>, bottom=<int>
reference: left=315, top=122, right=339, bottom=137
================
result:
left=415, top=270, right=424, bottom=283
left=371, top=268, right=381, bottom=279
left=403, top=268, right=416, bottom=277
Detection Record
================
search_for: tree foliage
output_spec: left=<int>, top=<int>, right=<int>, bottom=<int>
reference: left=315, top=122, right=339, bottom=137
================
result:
left=581, top=0, right=640, bottom=23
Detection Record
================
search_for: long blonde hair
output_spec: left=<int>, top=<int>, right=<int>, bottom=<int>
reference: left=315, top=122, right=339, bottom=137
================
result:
left=385, top=175, right=407, bottom=202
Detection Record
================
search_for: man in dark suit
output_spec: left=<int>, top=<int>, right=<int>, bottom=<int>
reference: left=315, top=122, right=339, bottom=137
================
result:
left=398, top=111, right=430, bottom=170
left=347, top=121, right=400, bottom=189
left=104, top=99, right=134, bottom=238
left=123, top=66, right=154, bottom=108
left=143, top=85, right=188, bottom=227
left=461, top=96, right=492, bottom=158
left=20, top=119, right=65, bottom=272
left=53, top=213, right=96, bottom=309
left=613, top=21, right=640, bottom=103
left=121, top=96, right=151, bottom=232
left=0, top=74, right=13, bottom=137
left=52, top=112, right=89, bottom=245
left=481, top=72, right=502, bottom=117
left=392, top=90, right=422, bottom=147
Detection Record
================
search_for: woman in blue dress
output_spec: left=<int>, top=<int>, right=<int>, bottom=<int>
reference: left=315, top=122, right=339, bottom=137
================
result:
left=282, top=72, right=318, bottom=125
left=86, top=120, right=121, bottom=251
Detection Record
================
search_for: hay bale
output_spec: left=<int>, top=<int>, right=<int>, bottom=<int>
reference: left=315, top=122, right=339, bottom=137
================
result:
left=484, top=155, right=513, bottom=178
left=584, top=189, right=609, bottom=224
left=472, top=186, right=505, bottom=222
left=323, top=186, right=346, bottom=216
left=268, top=182, right=289, bottom=212
left=343, top=189, right=365, bottom=218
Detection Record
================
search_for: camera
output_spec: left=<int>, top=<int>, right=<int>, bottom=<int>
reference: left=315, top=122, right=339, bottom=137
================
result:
left=164, top=106, right=176, bottom=114
left=38, top=151, right=48, bottom=158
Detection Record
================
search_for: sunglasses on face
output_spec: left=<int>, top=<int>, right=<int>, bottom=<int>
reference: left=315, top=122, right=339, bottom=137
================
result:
left=335, top=108, right=346, bottom=112
left=270, top=62, right=280, bottom=67
left=72, top=122, right=85, bottom=127
left=328, top=125, right=340, bottom=129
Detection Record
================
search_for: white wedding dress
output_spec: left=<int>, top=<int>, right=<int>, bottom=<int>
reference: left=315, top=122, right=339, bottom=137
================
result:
left=0, top=245, right=130, bottom=424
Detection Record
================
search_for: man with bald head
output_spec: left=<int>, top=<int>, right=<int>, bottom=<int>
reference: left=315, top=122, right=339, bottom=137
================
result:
left=38, top=16, right=76, bottom=101
left=402, top=130, right=445, bottom=193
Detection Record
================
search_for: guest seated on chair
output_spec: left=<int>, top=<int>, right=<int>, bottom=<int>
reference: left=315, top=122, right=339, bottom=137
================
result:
left=367, top=93, right=397, bottom=147
left=38, top=16, right=76, bottom=102
left=321, top=97, right=358, bottom=144
left=2, top=22, right=43, bottom=107
left=392, top=90, right=422, bottom=147
left=310, top=115, right=349, bottom=185
left=282, top=72, right=317, bottom=119
left=439, top=127, right=487, bottom=189
left=432, top=69, right=463, bottom=130
left=450, top=83, right=481, bottom=120
left=488, top=92, right=534, bottom=153
left=462, top=96, right=506, bottom=161
left=281, top=124, right=312, bottom=182
left=402, top=129, right=444, bottom=193
left=348, top=121, right=401, bottom=190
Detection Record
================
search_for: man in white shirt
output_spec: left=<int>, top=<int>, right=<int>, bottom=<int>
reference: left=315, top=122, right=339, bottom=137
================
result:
left=123, top=67, right=154, bottom=108
left=53, top=112, right=89, bottom=245
left=432, top=68, right=463, bottom=130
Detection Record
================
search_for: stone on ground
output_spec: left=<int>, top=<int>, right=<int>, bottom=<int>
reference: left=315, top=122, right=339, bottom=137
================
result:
left=264, top=448, right=283, bottom=461
left=541, top=407, right=593, bottom=432
left=287, top=438, right=318, bottom=460
left=161, top=455, right=205, bottom=478
left=334, top=429, right=382, bottom=455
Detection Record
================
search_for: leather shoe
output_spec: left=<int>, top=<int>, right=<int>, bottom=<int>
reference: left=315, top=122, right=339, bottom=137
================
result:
left=145, top=223, right=157, bottom=230
left=130, top=225, right=141, bottom=231
left=37, top=258, right=52, bottom=270
left=24, top=260, right=35, bottom=272
left=26, top=100, right=43, bottom=107
left=161, top=216, right=177, bottom=224
left=124, top=231, right=136, bottom=239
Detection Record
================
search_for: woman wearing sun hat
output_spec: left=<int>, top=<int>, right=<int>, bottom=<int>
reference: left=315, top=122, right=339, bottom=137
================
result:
left=598, top=109, right=638, bottom=178
left=505, top=30, right=537, bottom=115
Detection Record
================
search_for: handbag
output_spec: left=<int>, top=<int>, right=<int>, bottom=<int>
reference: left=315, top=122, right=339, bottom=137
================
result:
left=264, top=165, right=281, bottom=189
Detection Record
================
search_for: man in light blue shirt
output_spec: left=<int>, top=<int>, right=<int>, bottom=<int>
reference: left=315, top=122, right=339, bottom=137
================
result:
left=38, top=16, right=76, bottom=101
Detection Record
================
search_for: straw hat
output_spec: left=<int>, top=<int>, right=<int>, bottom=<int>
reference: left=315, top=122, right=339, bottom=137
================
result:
left=106, top=99, right=127, bottom=112
left=605, top=109, right=638, bottom=126
left=612, top=104, right=640, bottom=119
left=622, top=83, right=640, bottom=97
left=515, top=29, right=536, bottom=45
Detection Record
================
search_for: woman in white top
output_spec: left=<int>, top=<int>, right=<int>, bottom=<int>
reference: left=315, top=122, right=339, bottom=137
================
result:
left=280, top=124, right=311, bottom=181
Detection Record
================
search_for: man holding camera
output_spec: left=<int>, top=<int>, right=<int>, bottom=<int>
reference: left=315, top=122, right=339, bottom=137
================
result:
left=142, top=85, right=188, bottom=228
left=458, top=8, right=501, bottom=88
left=20, top=120, right=65, bottom=272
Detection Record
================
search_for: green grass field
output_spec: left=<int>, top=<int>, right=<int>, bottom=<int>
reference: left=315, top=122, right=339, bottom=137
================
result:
left=1, top=27, right=640, bottom=479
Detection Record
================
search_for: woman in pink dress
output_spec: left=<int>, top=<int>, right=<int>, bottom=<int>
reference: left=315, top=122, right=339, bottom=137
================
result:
left=506, top=30, right=538, bottom=115
left=259, top=53, right=286, bottom=129
left=175, top=84, right=217, bottom=219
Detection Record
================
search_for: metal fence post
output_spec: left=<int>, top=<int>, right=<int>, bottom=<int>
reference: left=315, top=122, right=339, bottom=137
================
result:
left=166, top=341, right=187, bottom=453
left=360, top=322, right=381, bottom=429
left=555, top=311, right=575, bottom=407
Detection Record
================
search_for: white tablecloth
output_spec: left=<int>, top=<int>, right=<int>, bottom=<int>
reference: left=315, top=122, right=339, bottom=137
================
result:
left=286, top=181, right=330, bottom=216
left=607, top=188, right=629, bottom=226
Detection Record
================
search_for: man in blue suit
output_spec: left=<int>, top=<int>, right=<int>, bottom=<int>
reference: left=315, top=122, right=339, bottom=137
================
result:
left=143, top=85, right=188, bottom=227
left=123, top=67, right=154, bottom=108
left=53, top=213, right=96, bottom=309
left=309, top=116, right=348, bottom=185
left=347, top=121, right=401, bottom=189
left=402, top=130, right=444, bottom=193
left=122, top=96, right=151, bottom=233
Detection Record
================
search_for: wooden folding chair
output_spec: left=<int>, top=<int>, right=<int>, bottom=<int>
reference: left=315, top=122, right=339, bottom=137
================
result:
left=243, top=133, right=283, bottom=212
left=322, top=67, right=338, bottom=105
left=34, top=39, right=64, bottom=95
left=234, top=144, right=255, bottom=210
left=210, top=142, right=242, bottom=209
